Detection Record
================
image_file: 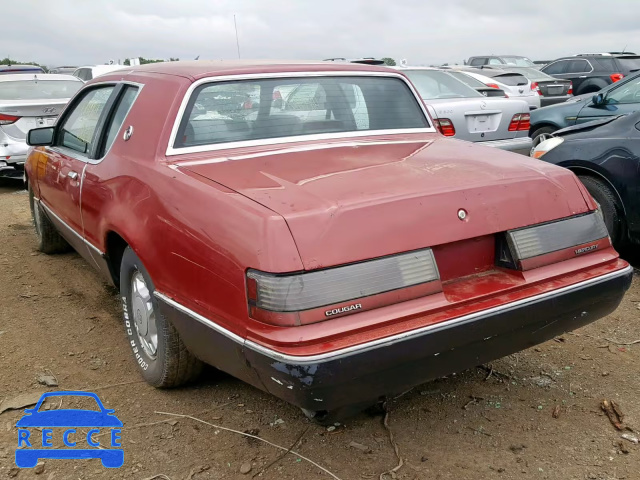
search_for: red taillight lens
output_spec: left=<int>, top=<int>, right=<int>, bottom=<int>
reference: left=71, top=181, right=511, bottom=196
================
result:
left=486, top=83, right=500, bottom=89
left=0, top=113, right=20, bottom=125
left=531, top=82, right=541, bottom=95
left=435, top=118, right=456, bottom=136
left=273, top=90, right=282, bottom=100
left=610, top=73, right=624, bottom=83
left=243, top=100, right=253, bottom=109
left=508, top=113, right=530, bottom=131
left=567, top=82, right=573, bottom=95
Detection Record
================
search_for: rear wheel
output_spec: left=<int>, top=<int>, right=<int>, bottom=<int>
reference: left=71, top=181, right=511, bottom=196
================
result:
left=28, top=183, right=70, bottom=254
left=119, top=246, right=203, bottom=387
left=531, top=126, right=557, bottom=149
left=577, top=175, right=625, bottom=248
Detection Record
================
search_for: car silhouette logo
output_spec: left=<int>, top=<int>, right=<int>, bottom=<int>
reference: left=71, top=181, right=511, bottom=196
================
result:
left=15, top=391, right=123, bottom=468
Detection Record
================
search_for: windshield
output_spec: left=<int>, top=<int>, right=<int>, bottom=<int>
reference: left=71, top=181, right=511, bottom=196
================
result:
left=501, top=56, right=535, bottom=67
left=175, top=75, right=429, bottom=148
left=403, top=70, right=483, bottom=99
left=618, top=57, right=640, bottom=72
left=0, top=79, right=81, bottom=100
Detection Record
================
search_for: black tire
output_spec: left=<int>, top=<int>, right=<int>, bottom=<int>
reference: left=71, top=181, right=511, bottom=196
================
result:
left=119, top=246, right=202, bottom=387
left=578, top=175, right=625, bottom=248
left=28, top=182, right=70, bottom=254
left=531, top=126, right=557, bottom=149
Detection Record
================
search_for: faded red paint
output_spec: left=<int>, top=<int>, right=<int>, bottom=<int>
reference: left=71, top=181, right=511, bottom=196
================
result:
left=25, top=61, right=628, bottom=359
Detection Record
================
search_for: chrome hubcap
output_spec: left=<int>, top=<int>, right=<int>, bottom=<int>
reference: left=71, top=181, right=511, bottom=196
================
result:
left=131, top=271, right=158, bottom=358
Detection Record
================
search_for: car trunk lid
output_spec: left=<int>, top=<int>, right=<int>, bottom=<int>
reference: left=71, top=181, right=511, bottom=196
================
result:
left=537, top=79, right=572, bottom=97
left=0, top=99, right=68, bottom=139
left=178, top=137, right=589, bottom=270
left=425, top=97, right=526, bottom=141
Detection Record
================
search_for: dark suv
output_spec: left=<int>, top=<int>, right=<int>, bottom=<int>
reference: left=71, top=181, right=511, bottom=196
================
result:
left=541, top=54, right=640, bottom=95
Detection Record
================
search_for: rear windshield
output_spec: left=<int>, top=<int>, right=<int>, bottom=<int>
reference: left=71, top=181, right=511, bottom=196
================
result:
left=447, top=71, right=489, bottom=89
left=506, top=67, right=552, bottom=81
left=0, top=80, right=81, bottom=100
left=494, top=73, right=528, bottom=86
left=175, top=76, right=429, bottom=148
left=618, top=57, right=640, bottom=72
left=500, top=56, right=535, bottom=67
left=403, top=70, right=483, bottom=99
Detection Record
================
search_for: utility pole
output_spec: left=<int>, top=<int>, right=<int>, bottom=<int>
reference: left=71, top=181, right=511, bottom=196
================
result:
left=234, top=15, right=241, bottom=59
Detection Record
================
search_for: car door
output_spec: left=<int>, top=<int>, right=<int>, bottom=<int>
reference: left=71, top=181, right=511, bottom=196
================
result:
left=559, top=59, right=593, bottom=93
left=36, top=85, right=116, bottom=258
left=577, top=75, right=640, bottom=124
left=541, top=60, right=569, bottom=80
left=80, top=84, right=140, bottom=273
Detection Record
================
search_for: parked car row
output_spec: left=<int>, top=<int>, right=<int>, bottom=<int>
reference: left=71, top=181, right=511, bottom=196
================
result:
left=20, top=60, right=632, bottom=423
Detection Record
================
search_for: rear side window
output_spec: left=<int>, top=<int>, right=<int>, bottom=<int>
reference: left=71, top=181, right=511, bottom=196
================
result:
left=469, top=58, right=487, bottom=66
left=542, top=61, right=568, bottom=75
left=101, top=86, right=139, bottom=156
left=57, top=86, right=115, bottom=154
left=565, top=60, right=591, bottom=73
left=174, top=76, right=429, bottom=148
left=594, top=58, right=618, bottom=71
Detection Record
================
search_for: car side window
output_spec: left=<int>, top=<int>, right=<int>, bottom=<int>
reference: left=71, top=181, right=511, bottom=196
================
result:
left=469, top=58, right=486, bottom=66
left=606, top=77, right=640, bottom=104
left=101, top=86, right=139, bottom=156
left=542, top=61, right=567, bottom=75
left=285, top=84, right=327, bottom=111
left=565, top=60, right=590, bottom=74
left=57, top=86, right=115, bottom=155
left=488, top=58, right=502, bottom=65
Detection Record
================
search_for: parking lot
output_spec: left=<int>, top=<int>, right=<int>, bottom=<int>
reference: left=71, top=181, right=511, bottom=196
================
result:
left=1, top=177, right=639, bottom=479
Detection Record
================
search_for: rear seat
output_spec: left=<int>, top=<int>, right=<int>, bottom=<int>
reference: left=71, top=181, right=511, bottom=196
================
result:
left=184, top=119, right=250, bottom=146
left=250, top=114, right=303, bottom=139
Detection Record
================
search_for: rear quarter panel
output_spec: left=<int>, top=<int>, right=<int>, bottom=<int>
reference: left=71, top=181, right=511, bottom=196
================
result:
left=79, top=73, right=303, bottom=336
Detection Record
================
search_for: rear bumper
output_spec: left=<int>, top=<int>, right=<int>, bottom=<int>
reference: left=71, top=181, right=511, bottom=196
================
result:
left=157, top=263, right=633, bottom=413
left=0, top=157, right=26, bottom=179
left=541, top=95, right=572, bottom=107
left=479, top=136, right=533, bottom=155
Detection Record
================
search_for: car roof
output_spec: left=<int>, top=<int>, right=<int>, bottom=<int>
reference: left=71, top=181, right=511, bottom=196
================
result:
left=0, top=73, right=82, bottom=82
left=0, top=65, right=44, bottom=72
left=108, top=60, right=393, bottom=81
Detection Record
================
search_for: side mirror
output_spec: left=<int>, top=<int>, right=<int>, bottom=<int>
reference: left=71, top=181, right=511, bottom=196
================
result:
left=592, top=93, right=605, bottom=106
left=27, top=127, right=55, bottom=146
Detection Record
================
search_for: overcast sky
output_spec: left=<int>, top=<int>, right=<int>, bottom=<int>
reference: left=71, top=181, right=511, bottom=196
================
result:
left=5, top=0, right=640, bottom=67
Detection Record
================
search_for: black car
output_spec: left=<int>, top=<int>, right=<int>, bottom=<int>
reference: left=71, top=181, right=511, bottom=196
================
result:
left=541, top=54, right=640, bottom=95
left=531, top=113, right=640, bottom=248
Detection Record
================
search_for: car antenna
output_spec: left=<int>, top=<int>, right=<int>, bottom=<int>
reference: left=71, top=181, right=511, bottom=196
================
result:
left=622, top=45, right=627, bottom=54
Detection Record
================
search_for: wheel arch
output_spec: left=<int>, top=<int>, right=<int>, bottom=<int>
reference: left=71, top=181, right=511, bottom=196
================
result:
left=565, top=165, right=627, bottom=218
left=529, top=122, right=561, bottom=138
left=105, top=230, right=130, bottom=287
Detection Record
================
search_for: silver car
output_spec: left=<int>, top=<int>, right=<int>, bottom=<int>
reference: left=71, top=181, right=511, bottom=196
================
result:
left=399, top=68, right=532, bottom=154
left=0, top=74, right=82, bottom=178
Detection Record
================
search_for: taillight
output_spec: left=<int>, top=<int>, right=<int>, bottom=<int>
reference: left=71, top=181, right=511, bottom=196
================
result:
left=434, top=118, right=456, bottom=137
left=531, top=82, right=541, bottom=95
left=485, top=83, right=500, bottom=89
left=508, top=113, right=530, bottom=131
left=243, top=100, right=253, bottom=109
left=567, top=82, right=573, bottom=95
left=505, top=212, right=609, bottom=270
left=610, top=73, right=624, bottom=83
left=273, top=90, right=282, bottom=100
left=0, top=113, right=20, bottom=125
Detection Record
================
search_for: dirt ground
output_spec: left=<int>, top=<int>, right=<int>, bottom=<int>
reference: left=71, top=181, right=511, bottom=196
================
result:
left=0, top=178, right=639, bottom=480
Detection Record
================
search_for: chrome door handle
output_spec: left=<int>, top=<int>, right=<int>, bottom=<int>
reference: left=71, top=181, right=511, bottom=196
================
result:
left=67, top=171, right=78, bottom=180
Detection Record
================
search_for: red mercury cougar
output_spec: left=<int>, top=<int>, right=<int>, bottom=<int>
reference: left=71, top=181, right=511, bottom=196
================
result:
left=24, top=61, right=632, bottom=421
